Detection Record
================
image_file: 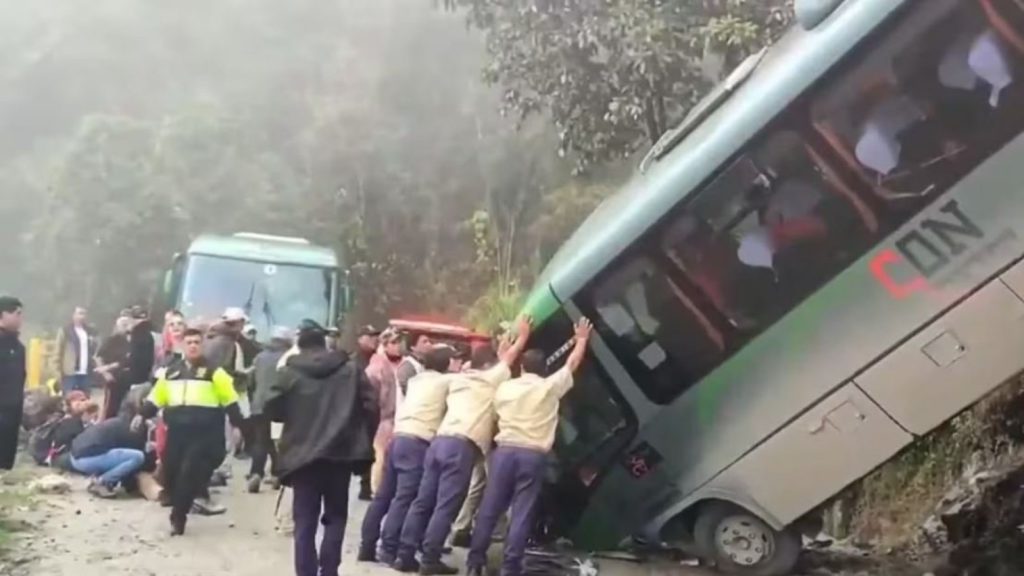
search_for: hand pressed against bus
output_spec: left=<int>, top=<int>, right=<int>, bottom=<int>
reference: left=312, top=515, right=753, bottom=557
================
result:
left=395, top=316, right=532, bottom=575
left=359, top=344, right=457, bottom=566
left=467, top=317, right=592, bottom=576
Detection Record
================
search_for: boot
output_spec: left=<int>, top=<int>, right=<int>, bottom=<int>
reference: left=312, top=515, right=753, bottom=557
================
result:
left=451, top=530, right=471, bottom=549
left=246, top=474, right=262, bottom=494
left=169, top=513, right=186, bottom=536
left=392, top=556, right=421, bottom=574
left=356, top=545, right=376, bottom=563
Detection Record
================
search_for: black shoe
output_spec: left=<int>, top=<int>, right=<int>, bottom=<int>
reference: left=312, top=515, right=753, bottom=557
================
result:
left=246, top=475, right=262, bottom=494
left=465, top=566, right=484, bottom=576
left=451, top=531, right=471, bottom=549
left=392, top=557, right=420, bottom=573
left=169, top=514, right=186, bottom=536
left=357, top=547, right=376, bottom=563
left=378, top=551, right=396, bottom=566
left=419, top=561, right=459, bottom=576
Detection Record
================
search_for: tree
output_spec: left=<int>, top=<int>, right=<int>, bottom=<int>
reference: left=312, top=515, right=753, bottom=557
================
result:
left=441, top=0, right=793, bottom=169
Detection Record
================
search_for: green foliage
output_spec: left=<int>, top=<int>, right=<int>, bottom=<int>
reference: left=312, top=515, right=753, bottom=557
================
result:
left=465, top=280, right=524, bottom=334
left=442, top=0, right=793, bottom=169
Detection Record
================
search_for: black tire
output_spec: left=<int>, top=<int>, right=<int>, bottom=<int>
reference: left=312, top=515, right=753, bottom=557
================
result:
left=693, top=502, right=801, bottom=576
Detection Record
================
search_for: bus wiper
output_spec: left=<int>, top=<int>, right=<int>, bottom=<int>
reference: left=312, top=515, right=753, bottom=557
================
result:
left=262, top=297, right=276, bottom=328
left=242, top=281, right=256, bottom=317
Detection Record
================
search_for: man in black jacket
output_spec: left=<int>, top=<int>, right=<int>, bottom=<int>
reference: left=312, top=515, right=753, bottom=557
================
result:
left=117, top=306, right=155, bottom=420
left=267, top=320, right=379, bottom=576
left=0, top=296, right=25, bottom=471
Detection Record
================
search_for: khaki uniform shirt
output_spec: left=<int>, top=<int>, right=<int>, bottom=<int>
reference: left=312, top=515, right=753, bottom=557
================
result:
left=493, top=366, right=574, bottom=452
left=436, top=363, right=511, bottom=454
left=393, top=370, right=452, bottom=442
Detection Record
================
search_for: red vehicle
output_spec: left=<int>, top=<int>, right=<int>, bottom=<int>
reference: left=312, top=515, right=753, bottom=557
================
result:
left=387, top=317, right=492, bottom=351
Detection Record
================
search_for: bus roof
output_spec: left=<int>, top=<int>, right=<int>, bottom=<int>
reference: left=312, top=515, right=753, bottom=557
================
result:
left=187, top=234, right=340, bottom=269
left=524, top=0, right=902, bottom=321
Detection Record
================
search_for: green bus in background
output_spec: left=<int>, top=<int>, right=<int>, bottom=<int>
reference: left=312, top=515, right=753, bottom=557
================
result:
left=155, top=232, right=350, bottom=341
left=522, top=0, right=1024, bottom=573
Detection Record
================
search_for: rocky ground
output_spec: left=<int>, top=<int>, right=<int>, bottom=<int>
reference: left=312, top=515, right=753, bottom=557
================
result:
left=0, top=454, right=1020, bottom=576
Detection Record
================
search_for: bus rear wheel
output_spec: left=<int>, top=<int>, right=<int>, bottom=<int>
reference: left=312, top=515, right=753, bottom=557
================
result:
left=694, top=503, right=800, bottom=576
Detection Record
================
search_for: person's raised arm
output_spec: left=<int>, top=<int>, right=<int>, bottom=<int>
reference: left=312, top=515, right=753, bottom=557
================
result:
left=498, top=316, right=532, bottom=367
left=565, top=318, right=593, bottom=374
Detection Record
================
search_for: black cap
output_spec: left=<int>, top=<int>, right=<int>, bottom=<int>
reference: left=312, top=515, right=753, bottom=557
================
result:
left=358, top=325, right=382, bottom=337
left=129, top=305, right=149, bottom=320
left=297, top=319, right=327, bottom=337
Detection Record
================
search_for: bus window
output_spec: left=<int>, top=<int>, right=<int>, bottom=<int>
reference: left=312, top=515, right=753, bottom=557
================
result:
left=662, top=132, right=875, bottom=330
left=583, top=256, right=724, bottom=403
left=812, top=0, right=1024, bottom=205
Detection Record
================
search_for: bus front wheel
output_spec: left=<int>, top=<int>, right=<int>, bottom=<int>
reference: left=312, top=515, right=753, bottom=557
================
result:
left=693, top=502, right=800, bottom=576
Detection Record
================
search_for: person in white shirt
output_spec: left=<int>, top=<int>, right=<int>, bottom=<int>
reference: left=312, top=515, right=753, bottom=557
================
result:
left=466, top=318, right=593, bottom=576
left=395, top=318, right=531, bottom=574
left=54, top=307, right=97, bottom=397
left=359, top=344, right=459, bottom=566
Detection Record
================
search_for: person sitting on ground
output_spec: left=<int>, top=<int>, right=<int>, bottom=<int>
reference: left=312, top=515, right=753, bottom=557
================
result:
left=69, top=396, right=148, bottom=499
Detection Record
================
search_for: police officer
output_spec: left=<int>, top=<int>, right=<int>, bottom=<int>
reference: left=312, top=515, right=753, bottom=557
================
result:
left=136, top=327, right=244, bottom=535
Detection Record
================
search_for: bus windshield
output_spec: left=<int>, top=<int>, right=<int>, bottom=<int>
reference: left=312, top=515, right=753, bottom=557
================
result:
left=178, top=255, right=335, bottom=338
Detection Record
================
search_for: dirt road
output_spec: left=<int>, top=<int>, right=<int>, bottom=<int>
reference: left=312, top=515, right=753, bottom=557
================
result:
left=5, top=460, right=720, bottom=576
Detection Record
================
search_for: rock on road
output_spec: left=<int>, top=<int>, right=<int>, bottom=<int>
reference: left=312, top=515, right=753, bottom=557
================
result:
left=8, top=460, right=718, bottom=576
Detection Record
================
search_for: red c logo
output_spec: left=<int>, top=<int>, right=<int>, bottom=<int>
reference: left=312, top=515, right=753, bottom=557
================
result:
left=869, top=249, right=930, bottom=299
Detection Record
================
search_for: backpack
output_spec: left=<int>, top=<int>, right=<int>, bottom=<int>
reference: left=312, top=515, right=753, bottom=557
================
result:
left=28, top=416, right=62, bottom=466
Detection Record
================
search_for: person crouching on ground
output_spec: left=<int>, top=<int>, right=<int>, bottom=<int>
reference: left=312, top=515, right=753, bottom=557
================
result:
left=466, top=318, right=592, bottom=576
left=396, top=317, right=532, bottom=575
left=134, top=328, right=243, bottom=536
left=265, top=320, right=379, bottom=576
left=69, top=394, right=149, bottom=498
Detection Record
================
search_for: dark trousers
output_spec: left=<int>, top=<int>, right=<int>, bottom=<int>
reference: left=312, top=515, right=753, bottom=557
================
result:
left=249, top=414, right=277, bottom=478
left=291, top=459, right=352, bottom=576
left=163, top=423, right=226, bottom=524
left=468, top=446, right=547, bottom=576
left=103, top=383, right=129, bottom=420
left=399, top=436, right=479, bottom=564
left=0, top=408, right=22, bottom=471
left=359, top=435, right=429, bottom=557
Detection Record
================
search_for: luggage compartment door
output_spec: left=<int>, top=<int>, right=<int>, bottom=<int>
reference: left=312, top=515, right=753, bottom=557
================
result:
left=713, top=383, right=911, bottom=526
left=855, top=277, right=1024, bottom=435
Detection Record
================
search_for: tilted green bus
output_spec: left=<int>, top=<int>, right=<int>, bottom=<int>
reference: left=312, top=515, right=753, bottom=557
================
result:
left=523, top=0, right=1024, bottom=573
left=155, top=233, right=351, bottom=341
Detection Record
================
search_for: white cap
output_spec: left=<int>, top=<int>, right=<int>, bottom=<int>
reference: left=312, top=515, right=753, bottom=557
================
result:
left=270, top=326, right=293, bottom=341
left=222, top=307, right=248, bottom=322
